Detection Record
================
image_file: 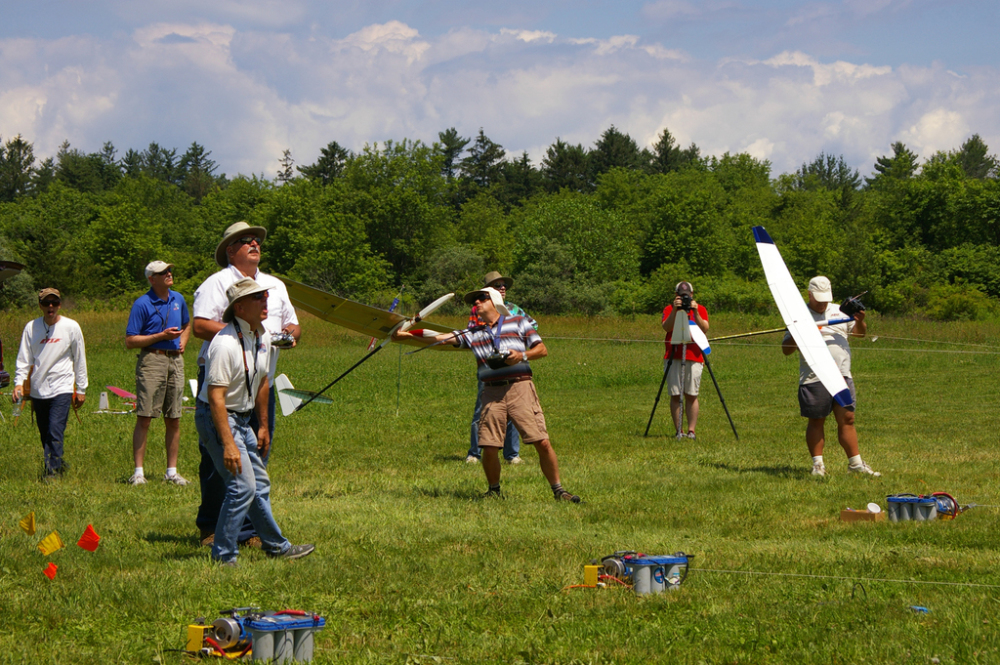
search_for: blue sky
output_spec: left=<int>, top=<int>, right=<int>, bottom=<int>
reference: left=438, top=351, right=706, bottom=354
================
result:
left=1, top=0, right=998, bottom=178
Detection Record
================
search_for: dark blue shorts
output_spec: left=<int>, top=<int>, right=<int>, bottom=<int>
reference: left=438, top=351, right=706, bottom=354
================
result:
left=799, top=378, right=856, bottom=418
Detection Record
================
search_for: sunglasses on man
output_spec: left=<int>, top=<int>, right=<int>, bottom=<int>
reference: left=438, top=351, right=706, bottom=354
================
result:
left=40, top=299, right=61, bottom=307
left=154, top=268, right=173, bottom=277
left=233, top=235, right=262, bottom=247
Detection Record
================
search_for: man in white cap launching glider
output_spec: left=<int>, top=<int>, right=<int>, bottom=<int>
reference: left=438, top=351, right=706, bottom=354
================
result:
left=782, top=276, right=880, bottom=477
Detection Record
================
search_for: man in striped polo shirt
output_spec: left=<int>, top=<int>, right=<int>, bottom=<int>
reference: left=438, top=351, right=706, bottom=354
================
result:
left=394, top=287, right=580, bottom=502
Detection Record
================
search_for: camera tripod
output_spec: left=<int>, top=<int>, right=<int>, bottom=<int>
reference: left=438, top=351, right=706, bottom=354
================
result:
left=643, top=306, right=739, bottom=440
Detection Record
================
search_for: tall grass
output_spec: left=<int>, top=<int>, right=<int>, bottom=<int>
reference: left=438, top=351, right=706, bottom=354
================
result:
left=0, top=309, right=998, bottom=664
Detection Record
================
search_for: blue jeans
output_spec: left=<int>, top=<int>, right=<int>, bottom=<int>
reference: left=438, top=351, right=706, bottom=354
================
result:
left=35, top=393, right=72, bottom=473
left=467, top=380, right=520, bottom=460
left=195, top=401, right=290, bottom=563
left=196, top=365, right=276, bottom=540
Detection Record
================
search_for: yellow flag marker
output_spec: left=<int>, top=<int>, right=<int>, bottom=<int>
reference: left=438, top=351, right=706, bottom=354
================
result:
left=38, top=531, right=65, bottom=556
left=19, top=512, right=36, bottom=536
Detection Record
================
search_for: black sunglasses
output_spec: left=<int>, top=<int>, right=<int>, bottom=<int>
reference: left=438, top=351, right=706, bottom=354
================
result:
left=40, top=299, right=61, bottom=306
left=154, top=269, right=172, bottom=277
left=249, top=291, right=268, bottom=301
left=474, top=294, right=490, bottom=303
left=234, top=235, right=261, bottom=247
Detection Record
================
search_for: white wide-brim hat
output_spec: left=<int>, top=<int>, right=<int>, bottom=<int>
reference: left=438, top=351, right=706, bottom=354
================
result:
left=462, top=286, right=511, bottom=317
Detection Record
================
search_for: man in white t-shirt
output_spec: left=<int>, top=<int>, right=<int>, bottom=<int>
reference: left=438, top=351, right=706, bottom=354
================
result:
left=194, top=277, right=314, bottom=566
left=781, top=276, right=879, bottom=478
left=13, top=288, right=88, bottom=480
left=192, top=221, right=301, bottom=547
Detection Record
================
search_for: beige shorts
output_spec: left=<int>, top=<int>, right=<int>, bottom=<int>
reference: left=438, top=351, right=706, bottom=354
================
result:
left=135, top=350, right=185, bottom=419
left=665, top=359, right=703, bottom=396
left=479, top=379, right=548, bottom=447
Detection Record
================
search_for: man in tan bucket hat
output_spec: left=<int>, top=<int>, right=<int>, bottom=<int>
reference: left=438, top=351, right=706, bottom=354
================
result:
left=192, top=221, right=301, bottom=547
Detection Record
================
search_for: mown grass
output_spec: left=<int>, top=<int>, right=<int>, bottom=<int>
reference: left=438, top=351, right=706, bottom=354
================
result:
left=0, top=310, right=998, bottom=664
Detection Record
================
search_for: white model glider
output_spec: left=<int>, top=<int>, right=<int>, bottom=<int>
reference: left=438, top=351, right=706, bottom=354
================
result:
left=752, top=226, right=853, bottom=408
left=278, top=279, right=459, bottom=411
left=280, top=279, right=460, bottom=350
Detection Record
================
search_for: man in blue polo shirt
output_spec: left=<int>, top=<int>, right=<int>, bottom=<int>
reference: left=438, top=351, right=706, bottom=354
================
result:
left=125, top=260, right=191, bottom=486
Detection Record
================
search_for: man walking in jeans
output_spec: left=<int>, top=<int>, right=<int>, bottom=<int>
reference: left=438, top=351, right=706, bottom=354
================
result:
left=195, top=277, right=314, bottom=566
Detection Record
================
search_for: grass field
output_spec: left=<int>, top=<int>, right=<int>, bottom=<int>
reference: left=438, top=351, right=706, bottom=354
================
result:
left=1, top=309, right=998, bottom=664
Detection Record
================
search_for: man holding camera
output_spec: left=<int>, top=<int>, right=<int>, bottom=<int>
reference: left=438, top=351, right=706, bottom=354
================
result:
left=393, top=287, right=580, bottom=502
left=465, top=271, right=537, bottom=466
left=660, top=281, right=709, bottom=440
left=781, top=276, right=879, bottom=477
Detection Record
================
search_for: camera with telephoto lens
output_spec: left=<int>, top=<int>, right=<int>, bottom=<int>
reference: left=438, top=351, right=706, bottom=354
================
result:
left=270, top=331, right=295, bottom=349
left=486, top=350, right=511, bottom=370
left=678, top=293, right=693, bottom=312
left=839, top=296, right=866, bottom=318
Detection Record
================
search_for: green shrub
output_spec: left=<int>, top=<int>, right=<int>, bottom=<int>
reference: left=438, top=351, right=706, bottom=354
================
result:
left=925, top=283, right=998, bottom=321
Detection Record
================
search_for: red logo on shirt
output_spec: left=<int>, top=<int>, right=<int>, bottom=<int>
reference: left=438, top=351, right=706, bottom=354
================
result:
left=40, top=338, right=61, bottom=344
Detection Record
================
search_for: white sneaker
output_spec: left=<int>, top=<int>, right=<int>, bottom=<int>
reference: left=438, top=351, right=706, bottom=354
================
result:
left=465, top=455, right=480, bottom=464
left=674, top=431, right=686, bottom=441
left=811, top=462, right=826, bottom=477
left=848, top=461, right=881, bottom=477
left=507, top=455, right=524, bottom=465
left=163, top=472, right=190, bottom=486
left=128, top=473, right=147, bottom=485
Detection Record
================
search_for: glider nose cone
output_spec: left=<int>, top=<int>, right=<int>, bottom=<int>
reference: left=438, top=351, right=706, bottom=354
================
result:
left=752, top=226, right=774, bottom=244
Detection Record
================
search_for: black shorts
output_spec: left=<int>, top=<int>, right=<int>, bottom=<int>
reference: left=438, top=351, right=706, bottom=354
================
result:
left=798, top=378, right=856, bottom=419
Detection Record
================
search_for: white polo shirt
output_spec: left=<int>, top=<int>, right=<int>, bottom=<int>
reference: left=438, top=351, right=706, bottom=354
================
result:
left=15, top=316, right=89, bottom=398
left=782, top=303, right=855, bottom=385
left=198, top=316, right=272, bottom=413
left=193, top=264, right=298, bottom=379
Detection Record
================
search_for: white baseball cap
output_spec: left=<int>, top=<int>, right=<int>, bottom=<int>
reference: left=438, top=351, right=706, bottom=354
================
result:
left=808, top=276, right=833, bottom=303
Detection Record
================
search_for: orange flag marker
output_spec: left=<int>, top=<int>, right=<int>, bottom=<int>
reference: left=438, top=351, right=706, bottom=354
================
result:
left=38, top=531, right=65, bottom=556
left=77, top=524, right=100, bottom=552
left=19, top=512, right=36, bottom=536
left=43, top=563, right=58, bottom=580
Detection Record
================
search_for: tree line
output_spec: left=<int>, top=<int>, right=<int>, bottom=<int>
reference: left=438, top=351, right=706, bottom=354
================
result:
left=1, top=127, right=998, bottom=321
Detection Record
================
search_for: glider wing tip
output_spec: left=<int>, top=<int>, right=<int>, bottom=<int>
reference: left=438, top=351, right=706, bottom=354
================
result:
left=751, top=226, right=773, bottom=244
left=833, top=389, right=854, bottom=409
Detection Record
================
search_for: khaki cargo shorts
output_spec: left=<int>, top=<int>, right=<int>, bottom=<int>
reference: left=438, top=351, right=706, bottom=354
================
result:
left=479, top=379, right=548, bottom=447
left=665, top=359, right=703, bottom=396
left=135, top=350, right=185, bottom=419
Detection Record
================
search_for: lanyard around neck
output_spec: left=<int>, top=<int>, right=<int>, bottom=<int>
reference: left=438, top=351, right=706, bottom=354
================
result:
left=491, top=315, right=505, bottom=353
left=232, top=319, right=259, bottom=404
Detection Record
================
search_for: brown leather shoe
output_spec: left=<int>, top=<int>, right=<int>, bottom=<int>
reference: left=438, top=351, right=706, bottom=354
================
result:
left=239, top=537, right=262, bottom=549
left=200, top=530, right=215, bottom=547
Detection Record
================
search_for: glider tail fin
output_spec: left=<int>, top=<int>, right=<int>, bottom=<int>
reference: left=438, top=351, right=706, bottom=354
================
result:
left=274, top=374, right=300, bottom=417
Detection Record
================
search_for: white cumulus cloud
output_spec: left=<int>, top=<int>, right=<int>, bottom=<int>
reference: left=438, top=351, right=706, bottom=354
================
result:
left=1, top=18, right=999, bottom=180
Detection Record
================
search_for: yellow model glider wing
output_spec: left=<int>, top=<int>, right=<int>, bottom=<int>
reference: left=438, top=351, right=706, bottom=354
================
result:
left=281, top=278, right=460, bottom=349
left=0, top=261, right=24, bottom=284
